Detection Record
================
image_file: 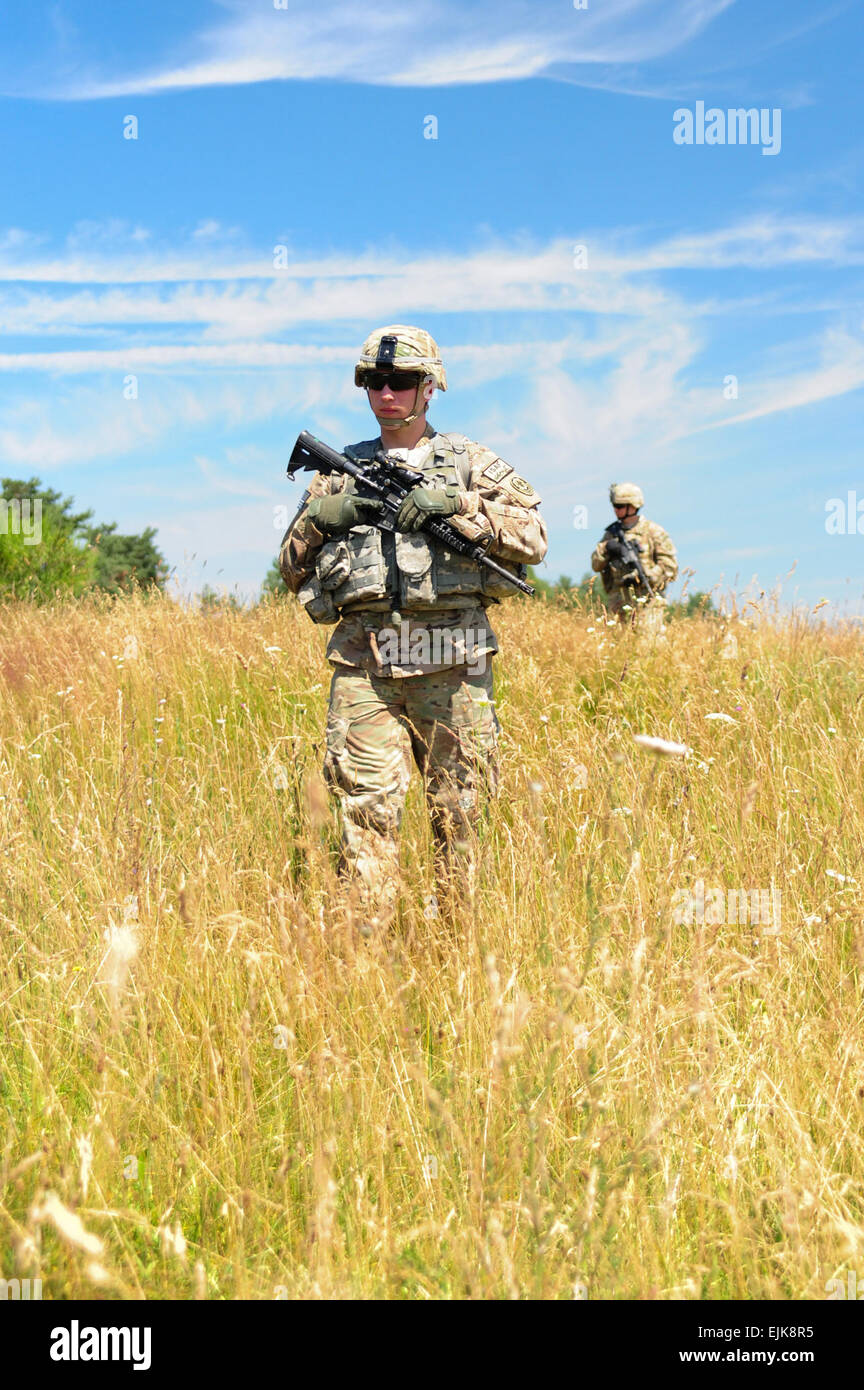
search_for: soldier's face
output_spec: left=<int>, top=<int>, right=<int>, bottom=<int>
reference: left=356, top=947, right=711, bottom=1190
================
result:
left=614, top=503, right=638, bottom=522
left=367, top=375, right=422, bottom=422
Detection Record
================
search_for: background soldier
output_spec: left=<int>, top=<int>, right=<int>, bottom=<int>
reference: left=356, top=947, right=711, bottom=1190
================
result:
left=591, top=482, right=678, bottom=634
left=279, top=325, right=548, bottom=931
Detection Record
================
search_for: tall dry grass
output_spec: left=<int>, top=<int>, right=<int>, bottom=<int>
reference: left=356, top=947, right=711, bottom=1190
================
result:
left=1, top=590, right=863, bottom=1300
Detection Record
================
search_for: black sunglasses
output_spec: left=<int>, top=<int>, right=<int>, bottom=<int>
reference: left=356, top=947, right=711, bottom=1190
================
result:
left=361, top=371, right=424, bottom=392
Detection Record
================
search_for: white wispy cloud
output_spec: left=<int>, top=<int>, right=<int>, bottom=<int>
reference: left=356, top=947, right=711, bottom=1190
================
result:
left=158, top=500, right=284, bottom=556
left=618, top=216, right=864, bottom=271
left=20, top=0, right=734, bottom=99
left=0, top=344, right=353, bottom=372
left=195, top=450, right=282, bottom=499
left=1, top=216, right=861, bottom=477
left=2, top=217, right=861, bottom=307
left=682, top=329, right=864, bottom=435
left=0, top=376, right=322, bottom=467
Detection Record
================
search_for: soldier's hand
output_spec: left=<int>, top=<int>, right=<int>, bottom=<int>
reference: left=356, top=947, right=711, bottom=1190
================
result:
left=307, top=493, right=384, bottom=535
left=604, top=537, right=623, bottom=561
left=395, top=485, right=461, bottom=533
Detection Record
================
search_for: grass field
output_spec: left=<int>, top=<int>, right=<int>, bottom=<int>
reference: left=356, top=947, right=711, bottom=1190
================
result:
left=2, top=590, right=863, bottom=1300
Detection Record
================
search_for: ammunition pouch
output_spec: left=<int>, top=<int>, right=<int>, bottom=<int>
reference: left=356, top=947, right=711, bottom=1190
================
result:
left=300, top=433, right=527, bottom=621
left=297, top=575, right=339, bottom=624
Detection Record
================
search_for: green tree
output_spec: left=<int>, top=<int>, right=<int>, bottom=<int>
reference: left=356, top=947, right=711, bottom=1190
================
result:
left=1, top=476, right=169, bottom=602
left=261, top=557, right=287, bottom=598
left=665, top=590, right=717, bottom=619
left=0, top=477, right=95, bottom=600
left=528, top=567, right=715, bottom=620
left=85, top=521, right=169, bottom=594
left=526, top=567, right=609, bottom=609
left=199, top=583, right=245, bottom=612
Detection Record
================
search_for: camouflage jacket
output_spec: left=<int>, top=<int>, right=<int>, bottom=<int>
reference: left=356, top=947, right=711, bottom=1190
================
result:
left=591, top=516, right=678, bottom=603
left=279, top=424, right=548, bottom=676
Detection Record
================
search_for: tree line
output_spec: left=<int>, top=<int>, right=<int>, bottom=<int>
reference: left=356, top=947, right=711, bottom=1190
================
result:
left=0, top=477, right=168, bottom=601
left=522, top=568, right=717, bottom=618
left=1, top=478, right=714, bottom=616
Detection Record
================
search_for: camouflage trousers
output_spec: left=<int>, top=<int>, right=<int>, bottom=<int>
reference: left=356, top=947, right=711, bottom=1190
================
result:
left=322, top=662, right=500, bottom=928
left=609, top=593, right=667, bottom=637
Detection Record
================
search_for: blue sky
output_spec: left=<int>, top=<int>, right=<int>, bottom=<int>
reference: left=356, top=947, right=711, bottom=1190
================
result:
left=1, top=0, right=862, bottom=608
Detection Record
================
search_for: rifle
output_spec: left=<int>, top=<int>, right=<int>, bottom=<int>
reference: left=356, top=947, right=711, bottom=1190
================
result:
left=286, top=430, right=535, bottom=597
left=606, top=520, right=655, bottom=597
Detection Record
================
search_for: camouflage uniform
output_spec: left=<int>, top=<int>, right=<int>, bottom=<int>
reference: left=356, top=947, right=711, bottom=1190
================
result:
left=280, top=403, right=547, bottom=928
left=592, top=511, right=678, bottom=635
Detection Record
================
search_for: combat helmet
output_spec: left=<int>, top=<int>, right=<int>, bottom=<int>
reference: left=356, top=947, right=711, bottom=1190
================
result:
left=355, top=324, right=447, bottom=430
left=610, top=482, right=644, bottom=509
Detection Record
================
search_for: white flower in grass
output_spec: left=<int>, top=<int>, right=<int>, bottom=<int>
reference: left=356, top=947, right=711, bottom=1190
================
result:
left=158, top=1220, right=187, bottom=1263
left=30, top=1192, right=103, bottom=1257
left=633, top=734, right=690, bottom=758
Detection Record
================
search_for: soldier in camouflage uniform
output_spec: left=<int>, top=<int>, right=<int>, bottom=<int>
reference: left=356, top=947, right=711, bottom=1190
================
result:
left=591, top=483, right=678, bottom=635
left=279, top=325, right=548, bottom=930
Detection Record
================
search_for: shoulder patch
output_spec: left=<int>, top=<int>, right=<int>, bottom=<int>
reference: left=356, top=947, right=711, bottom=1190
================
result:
left=499, top=472, right=541, bottom=506
left=482, top=457, right=513, bottom=484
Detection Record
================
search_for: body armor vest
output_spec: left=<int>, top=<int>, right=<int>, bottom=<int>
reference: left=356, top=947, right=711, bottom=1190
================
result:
left=298, top=433, right=526, bottom=624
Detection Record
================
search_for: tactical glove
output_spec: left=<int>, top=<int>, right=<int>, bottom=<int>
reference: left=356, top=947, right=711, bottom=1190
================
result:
left=395, top=485, right=462, bottom=533
left=604, top=537, right=623, bottom=562
left=307, top=492, right=384, bottom=535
